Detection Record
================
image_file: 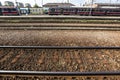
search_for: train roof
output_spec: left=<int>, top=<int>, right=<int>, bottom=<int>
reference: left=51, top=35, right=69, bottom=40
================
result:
left=49, top=7, right=120, bottom=10
left=0, top=6, right=15, bottom=8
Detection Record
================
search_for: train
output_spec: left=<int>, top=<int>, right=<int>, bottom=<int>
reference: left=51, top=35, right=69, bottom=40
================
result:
left=48, top=7, right=120, bottom=16
left=19, top=8, right=43, bottom=15
left=0, top=6, right=19, bottom=16
left=0, top=6, right=120, bottom=16
left=0, top=7, right=43, bottom=16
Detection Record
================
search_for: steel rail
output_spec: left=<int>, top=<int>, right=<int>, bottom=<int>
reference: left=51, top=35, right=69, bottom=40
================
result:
left=0, top=70, right=120, bottom=76
left=0, top=16, right=120, bottom=20
left=0, top=27, right=120, bottom=31
left=0, top=46, right=120, bottom=49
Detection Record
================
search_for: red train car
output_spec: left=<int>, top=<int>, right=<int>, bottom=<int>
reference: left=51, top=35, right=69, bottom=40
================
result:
left=77, top=8, right=91, bottom=16
left=48, top=7, right=120, bottom=16
left=106, top=8, right=120, bottom=16
left=49, top=7, right=77, bottom=15
left=0, top=6, right=19, bottom=16
left=62, top=8, right=77, bottom=15
left=48, top=7, right=62, bottom=15
left=92, top=8, right=106, bottom=16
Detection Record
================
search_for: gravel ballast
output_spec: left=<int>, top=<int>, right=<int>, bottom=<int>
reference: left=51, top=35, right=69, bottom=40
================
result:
left=0, top=30, right=120, bottom=46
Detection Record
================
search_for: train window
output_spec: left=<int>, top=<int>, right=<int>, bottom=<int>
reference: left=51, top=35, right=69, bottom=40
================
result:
left=84, top=9, right=86, bottom=11
left=78, top=9, right=80, bottom=11
left=3, top=8, right=8, bottom=11
left=81, top=9, right=84, bottom=11
left=93, top=8, right=96, bottom=11
left=116, top=10, right=119, bottom=12
left=20, top=10, right=23, bottom=14
left=24, top=10, right=27, bottom=13
left=79, top=9, right=82, bottom=11
left=71, top=9, right=73, bottom=11
left=8, top=8, right=11, bottom=12
left=92, top=9, right=95, bottom=11
left=97, top=9, right=100, bottom=11
left=113, top=10, right=116, bottom=12
left=113, top=9, right=119, bottom=12
left=51, top=8, right=55, bottom=12
left=55, top=9, right=57, bottom=11
left=109, top=9, right=113, bottom=12
left=59, top=8, right=63, bottom=12
left=65, top=9, right=69, bottom=11
left=73, top=9, right=76, bottom=11
left=107, top=10, right=111, bottom=12
left=80, top=9, right=83, bottom=11
left=0, top=8, right=1, bottom=12
left=82, top=9, right=84, bottom=11
left=63, top=9, right=66, bottom=11
left=99, top=9, right=101, bottom=11
left=85, top=9, right=88, bottom=11
left=11, top=8, right=17, bottom=11
left=95, top=9, right=98, bottom=11
left=99, top=9, right=105, bottom=12
left=86, top=8, right=90, bottom=11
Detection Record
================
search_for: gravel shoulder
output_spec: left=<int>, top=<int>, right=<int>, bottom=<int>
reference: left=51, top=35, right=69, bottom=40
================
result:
left=0, top=30, right=120, bottom=46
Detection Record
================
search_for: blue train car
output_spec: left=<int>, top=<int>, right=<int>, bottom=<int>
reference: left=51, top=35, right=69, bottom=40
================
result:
left=20, top=8, right=30, bottom=15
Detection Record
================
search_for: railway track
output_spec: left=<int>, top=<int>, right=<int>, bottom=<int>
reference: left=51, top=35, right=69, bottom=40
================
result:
left=0, top=70, right=120, bottom=80
left=0, top=26, right=120, bottom=31
left=0, top=15, right=120, bottom=20
left=0, top=46, right=120, bottom=79
left=0, top=23, right=120, bottom=28
left=0, top=46, right=120, bottom=71
left=0, top=16, right=120, bottom=30
left=0, top=16, right=120, bottom=31
left=0, top=16, right=120, bottom=79
left=1, top=26, right=120, bottom=31
left=0, top=19, right=120, bottom=24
